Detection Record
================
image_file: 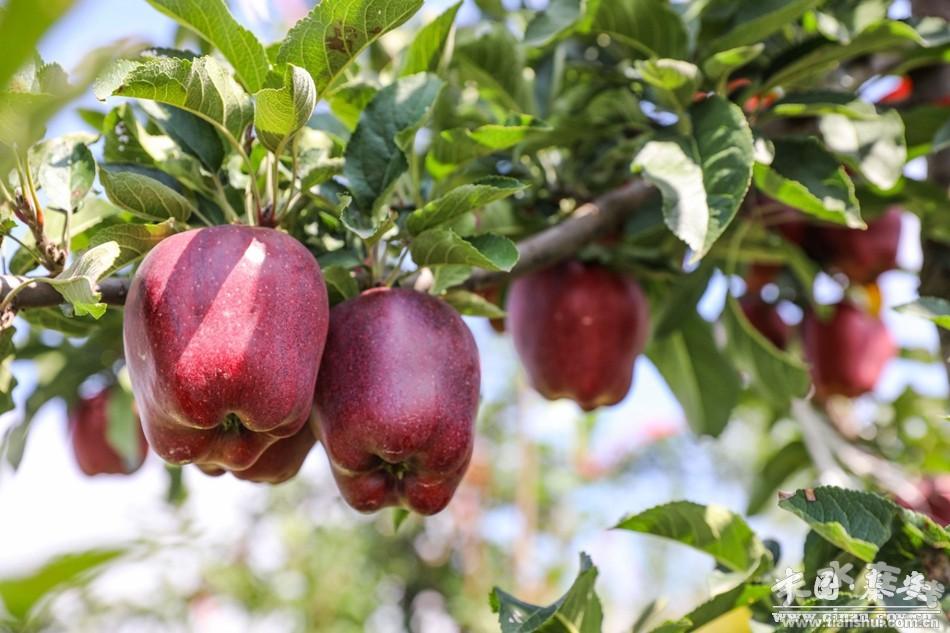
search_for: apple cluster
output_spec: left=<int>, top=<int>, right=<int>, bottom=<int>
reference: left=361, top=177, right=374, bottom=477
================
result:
left=741, top=206, right=902, bottom=399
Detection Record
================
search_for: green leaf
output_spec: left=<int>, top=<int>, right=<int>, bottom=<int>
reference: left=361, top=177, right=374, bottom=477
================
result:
left=0, top=326, right=16, bottom=416
left=410, top=230, right=518, bottom=272
left=746, top=441, right=810, bottom=516
left=400, top=2, right=461, bottom=76
left=20, top=307, right=100, bottom=337
left=581, top=0, right=688, bottom=59
left=442, top=289, right=506, bottom=318
left=812, top=0, right=889, bottom=43
left=650, top=263, right=714, bottom=339
left=0, top=549, right=124, bottom=621
left=723, top=296, right=810, bottom=403
left=342, top=73, right=443, bottom=236
left=407, top=177, right=524, bottom=235
left=28, top=133, right=97, bottom=212
left=427, top=120, right=549, bottom=179
left=322, top=265, right=359, bottom=306
left=328, top=82, right=377, bottom=130
left=88, top=220, right=179, bottom=273
left=765, top=20, right=937, bottom=90
left=45, top=242, right=121, bottom=318
left=779, top=487, right=899, bottom=562
left=140, top=102, right=226, bottom=171
left=646, top=313, right=739, bottom=437
left=105, top=378, right=141, bottom=471
left=254, top=64, right=316, bottom=152
left=99, top=167, right=195, bottom=223
left=819, top=108, right=906, bottom=190
left=0, top=0, right=76, bottom=92
left=753, top=138, right=863, bottom=228
left=896, top=297, right=950, bottom=330
left=96, top=55, right=253, bottom=143
left=702, top=44, right=764, bottom=84
left=616, top=501, right=771, bottom=574
left=491, top=553, right=603, bottom=633
left=634, top=96, right=753, bottom=260
left=769, top=91, right=879, bottom=120
left=454, top=25, right=532, bottom=113
left=707, top=0, right=822, bottom=53
left=649, top=583, right=771, bottom=632
left=277, top=0, right=422, bottom=97
left=636, top=59, right=702, bottom=112
left=144, top=0, right=269, bottom=92
left=524, top=0, right=583, bottom=47
left=431, top=264, right=471, bottom=295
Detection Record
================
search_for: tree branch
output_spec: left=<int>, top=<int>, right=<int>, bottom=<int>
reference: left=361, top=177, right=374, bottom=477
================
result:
left=1, top=179, right=656, bottom=309
left=460, top=179, right=655, bottom=292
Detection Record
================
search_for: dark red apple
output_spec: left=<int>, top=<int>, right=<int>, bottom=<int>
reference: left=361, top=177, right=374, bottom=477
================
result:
left=124, top=225, right=329, bottom=471
left=895, top=476, right=950, bottom=526
left=314, top=288, right=480, bottom=515
left=740, top=295, right=790, bottom=350
left=69, top=388, right=148, bottom=476
left=803, top=301, right=895, bottom=398
left=507, top=260, right=650, bottom=411
left=810, top=209, right=902, bottom=284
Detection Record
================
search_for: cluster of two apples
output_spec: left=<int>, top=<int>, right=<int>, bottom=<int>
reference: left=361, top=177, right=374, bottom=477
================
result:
left=114, top=225, right=479, bottom=516
left=741, top=208, right=903, bottom=399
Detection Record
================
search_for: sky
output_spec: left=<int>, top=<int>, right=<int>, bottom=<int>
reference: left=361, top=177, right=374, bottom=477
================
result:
left=0, top=1, right=945, bottom=631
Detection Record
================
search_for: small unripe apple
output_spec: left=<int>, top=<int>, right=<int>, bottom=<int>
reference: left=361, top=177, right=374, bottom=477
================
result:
left=124, top=225, right=329, bottom=471
left=69, top=388, right=148, bottom=476
left=507, top=260, right=650, bottom=411
left=810, top=209, right=902, bottom=284
left=740, top=295, right=790, bottom=350
left=315, top=288, right=480, bottom=515
left=803, top=302, right=895, bottom=398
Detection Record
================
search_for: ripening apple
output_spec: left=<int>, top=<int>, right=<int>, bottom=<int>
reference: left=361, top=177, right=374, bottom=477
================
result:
left=69, top=388, right=148, bottom=476
left=507, top=260, right=650, bottom=411
left=803, top=301, right=895, bottom=398
left=124, top=225, right=329, bottom=472
left=810, top=208, right=902, bottom=284
left=315, top=288, right=480, bottom=515
left=740, top=294, right=791, bottom=350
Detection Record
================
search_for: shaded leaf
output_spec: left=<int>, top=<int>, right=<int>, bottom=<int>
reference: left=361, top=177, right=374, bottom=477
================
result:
left=28, top=133, right=97, bottom=212
left=896, top=297, right=950, bottom=330
left=99, top=167, right=194, bottom=223
left=407, top=176, right=524, bottom=235
left=254, top=63, right=316, bottom=152
left=88, top=219, right=179, bottom=273
left=581, top=0, right=688, bottom=59
left=819, top=108, right=906, bottom=190
left=442, top=289, right=506, bottom=318
left=400, top=2, right=461, bottom=76
left=410, top=230, right=518, bottom=272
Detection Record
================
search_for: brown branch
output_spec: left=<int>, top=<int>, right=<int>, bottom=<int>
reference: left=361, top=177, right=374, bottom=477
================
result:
left=1, top=179, right=656, bottom=310
left=461, top=179, right=655, bottom=292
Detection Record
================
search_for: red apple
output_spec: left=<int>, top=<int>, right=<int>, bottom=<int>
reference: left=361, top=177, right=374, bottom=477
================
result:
left=810, top=209, right=902, bottom=284
left=232, top=422, right=317, bottom=484
left=507, top=260, right=650, bottom=411
left=314, top=288, right=480, bottom=515
left=803, top=301, right=895, bottom=398
left=124, top=225, right=329, bottom=471
left=69, top=388, right=148, bottom=476
left=740, top=295, right=790, bottom=350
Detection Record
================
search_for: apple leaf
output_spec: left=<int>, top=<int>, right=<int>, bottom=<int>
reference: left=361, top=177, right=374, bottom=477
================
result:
left=753, top=137, right=864, bottom=228
left=895, top=297, right=950, bottom=331
left=491, top=553, right=603, bottom=633
left=0, top=549, right=125, bottom=622
left=105, top=378, right=141, bottom=472
left=706, top=0, right=821, bottom=53
left=581, top=0, right=688, bottom=59
left=277, top=0, right=422, bottom=97
left=769, top=91, right=879, bottom=120
left=0, top=0, right=75, bottom=91
left=647, top=583, right=771, bottom=633
left=633, top=95, right=753, bottom=261
left=43, top=242, right=121, bottom=318
left=410, top=230, right=518, bottom=272
left=454, top=25, right=531, bottom=113
left=746, top=440, right=810, bottom=516
left=342, top=73, right=443, bottom=237
left=322, top=265, right=360, bottom=306
left=778, top=487, right=899, bottom=562
left=88, top=219, right=180, bottom=274
left=442, top=290, right=506, bottom=318
left=0, top=327, right=16, bottom=416
left=144, top=0, right=269, bottom=92
left=427, top=119, right=549, bottom=179
left=28, top=133, right=97, bottom=212
left=635, top=59, right=702, bottom=112
left=820, top=108, right=906, bottom=190
left=95, top=55, right=254, bottom=144
left=399, top=1, right=461, bottom=76
left=99, top=167, right=195, bottom=223
left=141, top=102, right=226, bottom=171
left=524, top=0, right=583, bottom=46
left=616, top=501, right=772, bottom=575
left=253, top=64, right=316, bottom=152
left=646, top=313, right=739, bottom=437
left=723, top=295, right=810, bottom=403
left=407, top=177, right=525, bottom=235
left=328, top=82, right=377, bottom=130
left=431, top=265, right=472, bottom=295
left=702, top=44, right=764, bottom=84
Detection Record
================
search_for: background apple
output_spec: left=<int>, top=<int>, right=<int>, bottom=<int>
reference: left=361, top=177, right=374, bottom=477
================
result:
left=69, top=388, right=148, bottom=476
